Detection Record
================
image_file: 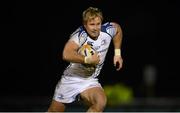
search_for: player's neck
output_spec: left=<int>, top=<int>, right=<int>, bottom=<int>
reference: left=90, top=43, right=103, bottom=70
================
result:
left=89, top=36, right=98, bottom=40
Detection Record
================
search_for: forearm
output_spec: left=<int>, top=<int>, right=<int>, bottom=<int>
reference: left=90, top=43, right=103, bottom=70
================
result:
left=113, top=37, right=122, bottom=56
left=113, top=25, right=123, bottom=70
left=63, top=49, right=85, bottom=63
left=62, top=40, right=85, bottom=64
left=113, top=24, right=123, bottom=56
left=113, top=36, right=122, bottom=49
left=63, top=51, right=85, bottom=63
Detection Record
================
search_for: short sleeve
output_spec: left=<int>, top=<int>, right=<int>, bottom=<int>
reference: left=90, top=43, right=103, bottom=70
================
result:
left=69, top=27, right=87, bottom=47
left=101, top=22, right=117, bottom=38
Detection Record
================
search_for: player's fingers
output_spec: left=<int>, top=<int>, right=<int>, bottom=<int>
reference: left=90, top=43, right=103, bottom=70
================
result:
left=113, top=57, right=118, bottom=66
left=114, top=60, right=116, bottom=66
left=116, top=63, right=121, bottom=71
left=117, top=61, right=123, bottom=71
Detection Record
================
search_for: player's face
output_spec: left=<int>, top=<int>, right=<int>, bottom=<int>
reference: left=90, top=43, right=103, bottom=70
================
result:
left=84, top=17, right=102, bottom=40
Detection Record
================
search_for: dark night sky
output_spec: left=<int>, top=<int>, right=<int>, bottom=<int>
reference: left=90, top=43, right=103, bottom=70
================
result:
left=1, top=0, right=180, bottom=98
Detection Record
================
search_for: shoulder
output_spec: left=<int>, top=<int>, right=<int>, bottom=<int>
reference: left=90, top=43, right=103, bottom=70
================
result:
left=101, top=22, right=120, bottom=37
left=69, top=26, right=88, bottom=46
left=70, top=26, right=87, bottom=38
left=101, top=22, right=120, bottom=30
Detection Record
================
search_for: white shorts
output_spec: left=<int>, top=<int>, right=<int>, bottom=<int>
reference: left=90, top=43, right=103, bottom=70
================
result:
left=53, top=75, right=102, bottom=103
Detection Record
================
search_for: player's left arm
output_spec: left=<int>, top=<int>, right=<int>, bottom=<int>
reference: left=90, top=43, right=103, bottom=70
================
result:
left=112, top=22, right=123, bottom=71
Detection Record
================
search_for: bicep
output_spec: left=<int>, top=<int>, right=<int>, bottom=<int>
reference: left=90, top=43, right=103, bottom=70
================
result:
left=111, top=22, right=122, bottom=37
left=63, top=40, right=79, bottom=53
left=112, top=22, right=123, bottom=48
left=62, top=40, right=85, bottom=63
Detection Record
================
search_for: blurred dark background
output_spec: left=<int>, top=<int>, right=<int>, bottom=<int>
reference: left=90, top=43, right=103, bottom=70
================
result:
left=0, top=0, right=180, bottom=112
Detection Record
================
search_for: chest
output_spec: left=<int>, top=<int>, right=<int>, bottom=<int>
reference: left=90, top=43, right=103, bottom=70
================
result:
left=86, top=33, right=112, bottom=52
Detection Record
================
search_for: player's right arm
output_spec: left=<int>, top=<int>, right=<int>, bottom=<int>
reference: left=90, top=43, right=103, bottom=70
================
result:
left=62, top=40, right=99, bottom=65
left=63, top=40, right=84, bottom=63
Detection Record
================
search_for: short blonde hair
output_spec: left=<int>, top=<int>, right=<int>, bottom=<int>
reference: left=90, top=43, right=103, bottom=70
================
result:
left=82, top=7, right=103, bottom=24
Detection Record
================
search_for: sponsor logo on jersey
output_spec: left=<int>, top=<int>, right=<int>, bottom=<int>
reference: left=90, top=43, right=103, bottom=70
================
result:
left=101, top=39, right=106, bottom=46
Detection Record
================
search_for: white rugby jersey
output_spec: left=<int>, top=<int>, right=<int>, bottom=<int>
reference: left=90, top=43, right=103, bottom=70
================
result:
left=63, top=22, right=117, bottom=78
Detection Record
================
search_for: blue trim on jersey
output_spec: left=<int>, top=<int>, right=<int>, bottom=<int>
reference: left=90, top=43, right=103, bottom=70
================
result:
left=70, top=28, right=80, bottom=37
left=70, top=26, right=88, bottom=47
left=71, top=26, right=87, bottom=49
left=101, top=22, right=110, bottom=32
left=101, top=22, right=114, bottom=39
left=77, top=26, right=84, bottom=37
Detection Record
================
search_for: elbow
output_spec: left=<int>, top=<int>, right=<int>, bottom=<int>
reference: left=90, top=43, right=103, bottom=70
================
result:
left=62, top=52, right=67, bottom=61
left=62, top=50, right=70, bottom=61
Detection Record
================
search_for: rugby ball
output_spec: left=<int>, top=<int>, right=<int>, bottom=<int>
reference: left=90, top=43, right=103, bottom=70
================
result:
left=79, top=44, right=95, bottom=57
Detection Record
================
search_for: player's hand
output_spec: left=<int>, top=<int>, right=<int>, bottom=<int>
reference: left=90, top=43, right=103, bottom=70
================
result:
left=114, top=55, right=123, bottom=71
left=85, top=52, right=100, bottom=65
left=90, top=52, right=100, bottom=65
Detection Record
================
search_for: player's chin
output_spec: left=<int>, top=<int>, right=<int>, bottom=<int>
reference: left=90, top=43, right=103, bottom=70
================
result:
left=90, top=33, right=99, bottom=39
left=94, top=33, right=100, bottom=37
left=92, top=36, right=98, bottom=40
